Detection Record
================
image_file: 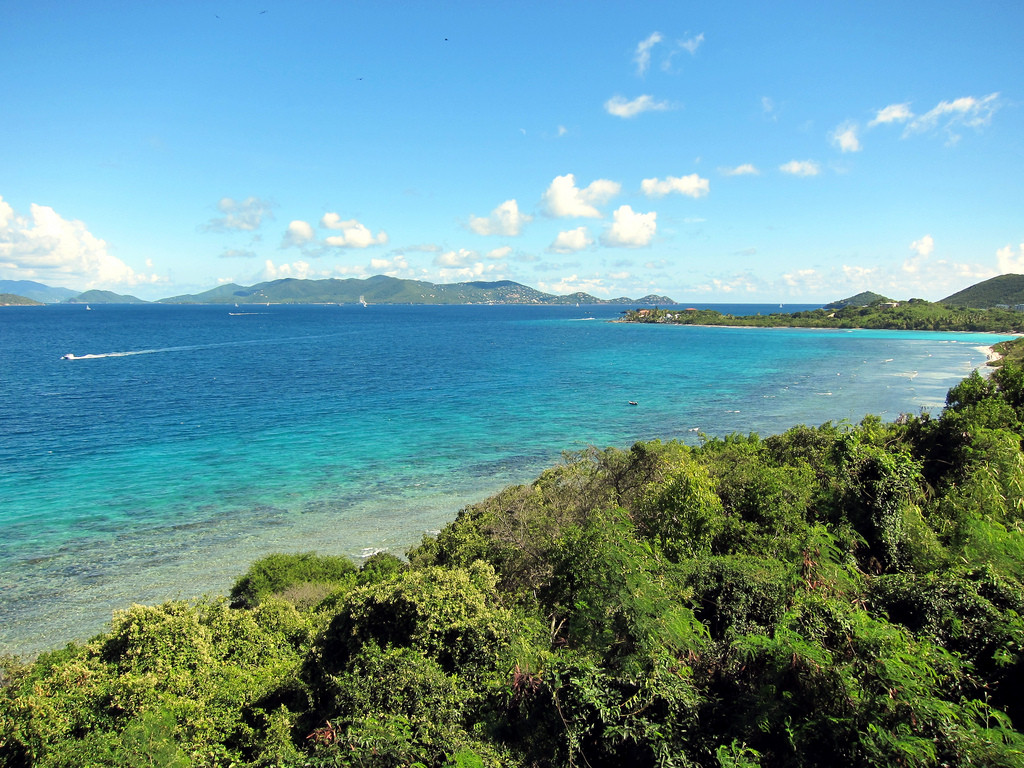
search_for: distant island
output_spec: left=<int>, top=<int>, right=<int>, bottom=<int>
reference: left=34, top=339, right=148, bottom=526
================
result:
left=157, top=276, right=675, bottom=306
left=0, top=275, right=675, bottom=306
left=622, top=292, right=1024, bottom=333
left=0, top=293, right=44, bottom=306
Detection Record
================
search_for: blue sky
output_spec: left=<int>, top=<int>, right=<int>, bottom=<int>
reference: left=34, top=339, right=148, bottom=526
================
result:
left=0, top=1, right=1020, bottom=301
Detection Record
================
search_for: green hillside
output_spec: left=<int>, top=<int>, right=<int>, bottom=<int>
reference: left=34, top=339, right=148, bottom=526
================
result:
left=0, top=293, right=44, bottom=306
left=158, top=274, right=676, bottom=306
left=66, top=289, right=148, bottom=304
left=824, top=290, right=894, bottom=309
left=941, top=273, right=1024, bottom=308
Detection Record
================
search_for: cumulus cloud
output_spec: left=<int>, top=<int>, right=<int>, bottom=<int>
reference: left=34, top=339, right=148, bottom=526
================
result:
left=830, top=122, right=861, bottom=152
left=600, top=205, right=657, bottom=248
left=721, top=164, right=759, bottom=176
left=320, top=213, right=388, bottom=248
left=604, top=95, right=671, bottom=118
left=779, top=160, right=820, bottom=177
left=434, top=249, right=478, bottom=268
left=486, top=246, right=512, bottom=260
left=904, top=234, right=935, bottom=273
left=869, top=102, right=913, bottom=127
left=0, top=196, right=163, bottom=287
left=996, top=242, right=1024, bottom=274
left=199, top=196, right=274, bottom=233
left=904, top=93, right=1000, bottom=142
left=258, top=259, right=316, bottom=281
left=467, top=199, right=532, bottom=236
left=537, top=275, right=609, bottom=296
left=634, top=32, right=663, bottom=75
left=641, top=173, right=709, bottom=198
left=370, top=255, right=409, bottom=274
left=281, top=220, right=315, bottom=248
left=548, top=226, right=594, bottom=254
left=542, top=174, right=620, bottom=218
left=219, top=248, right=257, bottom=259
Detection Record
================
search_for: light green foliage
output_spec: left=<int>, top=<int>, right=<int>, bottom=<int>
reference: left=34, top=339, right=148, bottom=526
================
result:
left=229, top=551, right=358, bottom=609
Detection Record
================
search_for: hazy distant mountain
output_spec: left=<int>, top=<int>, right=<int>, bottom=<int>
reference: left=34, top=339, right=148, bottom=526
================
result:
left=0, top=280, right=79, bottom=303
left=0, top=293, right=45, bottom=306
left=66, top=289, right=148, bottom=304
left=941, top=274, right=1024, bottom=309
left=158, top=275, right=676, bottom=306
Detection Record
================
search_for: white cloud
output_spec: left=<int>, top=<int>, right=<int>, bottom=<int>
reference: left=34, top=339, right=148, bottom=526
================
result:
left=0, top=196, right=163, bottom=287
left=604, top=95, right=671, bottom=118
left=868, top=103, right=913, bottom=127
left=679, top=32, right=704, bottom=54
left=282, top=220, right=315, bottom=248
left=467, top=199, right=532, bottom=236
left=634, top=32, right=663, bottom=75
left=320, top=213, right=388, bottom=248
left=904, top=234, right=934, bottom=273
left=779, top=160, right=821, bottom=177
left=199, top=196, right=274, bottom=233
left=486, top=246, right=512, bottom=260
left=258, top=259, right=318, bottom=281
left=830, top=122, right=861, bottom=152
left=904, top=93, right=1000, bottom=141
left=537, top=275, right=609, bottom=296
left=600, top=205, right=657, bottom=248
left=721, top=164, right=759, bottom=176
left=641, top=173, right=709, bottom=198
left=434, top=249, right=478, bottom=268
left=370, top=255, right=409, bottom=274
left=542, top=174, right=620, bottom=218
left=996, top=242, right=1024, bottom=274
left=762, top=97, right=775, bottom=117
left=548, top=226, right=594, bottom=254
left=608, top=271, right=631, bottom=280
left=911, top=234, right=934, bottom=258
left=219, top=248, right=257, bottom=259
left=557, top=125, right=568, bottom=137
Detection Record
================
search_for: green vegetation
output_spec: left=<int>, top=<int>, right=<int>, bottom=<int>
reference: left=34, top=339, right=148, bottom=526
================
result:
left=159, top=275, right=674, bottom=306
left=823, top=291, right=894, bottom=309
left=8, top=364, right=1024, bottom=765
left=0, top=294, right=44, bottom=306
left=66, top=290, right=148, bottom=304
left=623, top=298, right=1024, bottom=332
left=941, top=274, right=1024, bottom=309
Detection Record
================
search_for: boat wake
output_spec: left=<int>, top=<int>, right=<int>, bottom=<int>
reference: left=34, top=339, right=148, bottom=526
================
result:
left=59, top=336, right=310, bottom=361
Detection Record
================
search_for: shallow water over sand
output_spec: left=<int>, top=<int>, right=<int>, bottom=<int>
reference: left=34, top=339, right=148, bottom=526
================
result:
left=0, top=303, right=1010, bottom=654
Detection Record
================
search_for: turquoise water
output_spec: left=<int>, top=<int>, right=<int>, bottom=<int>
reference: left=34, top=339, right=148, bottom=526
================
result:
left=0, top=303, right=1011, bottom=654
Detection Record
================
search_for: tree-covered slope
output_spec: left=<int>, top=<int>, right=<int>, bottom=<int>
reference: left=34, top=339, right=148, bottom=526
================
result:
left=941, top=274, right=1024, bottom=308
left=66, top=289, right=148, bottom=304
left=824, top=290, right=894, bottom=309
left=623, top=298, right=1024, bottom=332
left=0, top=294, right=44, bottom=306
left=6, top=360, right=1024, bottom=766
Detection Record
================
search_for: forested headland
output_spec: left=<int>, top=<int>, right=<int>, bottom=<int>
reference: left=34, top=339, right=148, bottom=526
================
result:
left=621, top=299, right=1024, bottom=333
left=5, top=356, right=1024, bottom=766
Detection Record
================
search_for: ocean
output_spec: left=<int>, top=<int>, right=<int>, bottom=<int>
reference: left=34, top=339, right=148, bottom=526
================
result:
left=0, top=302, right=1012, bottom=654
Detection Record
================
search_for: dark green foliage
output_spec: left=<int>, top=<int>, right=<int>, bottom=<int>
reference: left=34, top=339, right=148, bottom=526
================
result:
left=230, top=551, right=358, bottom=609
left=10, top=367, right=1024, bottom=766
left=622, top=301, right=1024, bottom=332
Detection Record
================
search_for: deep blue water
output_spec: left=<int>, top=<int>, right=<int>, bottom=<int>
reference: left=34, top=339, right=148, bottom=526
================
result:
left=0, top=303, right=1011, bottom=654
